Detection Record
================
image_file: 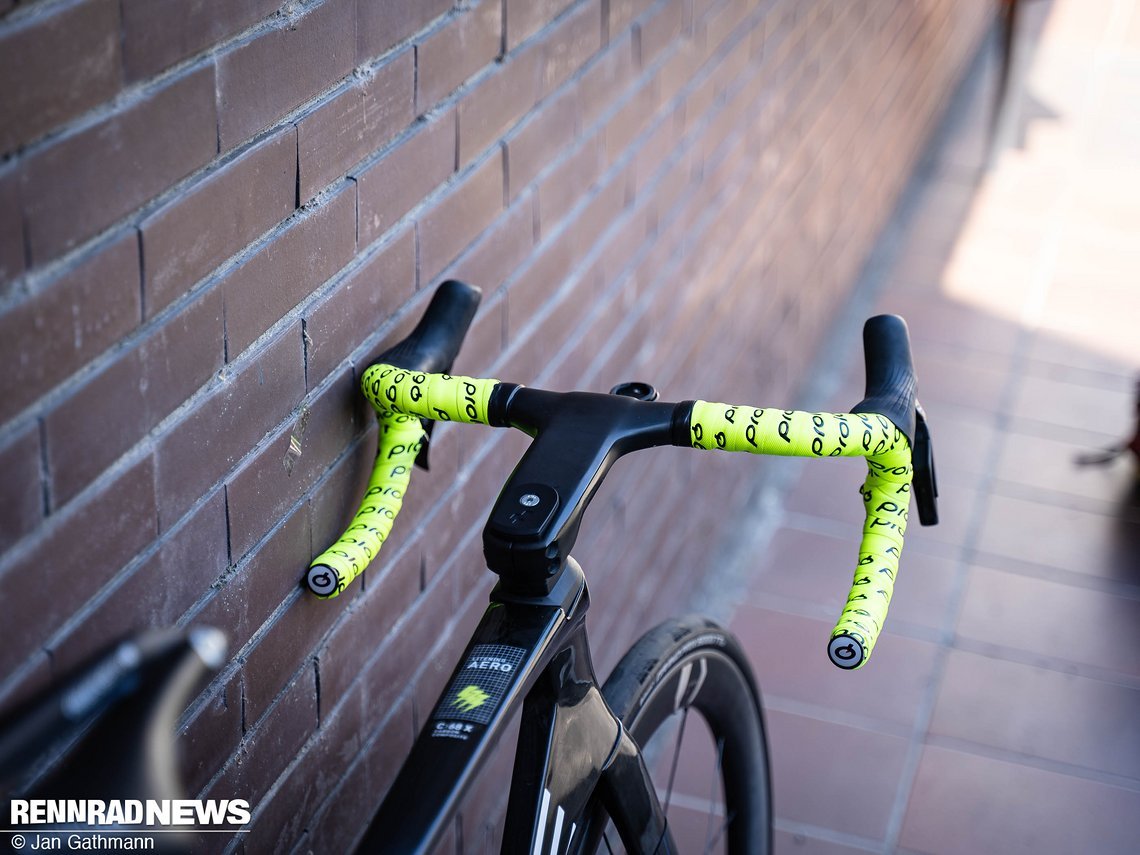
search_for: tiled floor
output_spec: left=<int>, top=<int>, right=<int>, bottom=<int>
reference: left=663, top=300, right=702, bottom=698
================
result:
left=712, top=0, right=1140, bottom=852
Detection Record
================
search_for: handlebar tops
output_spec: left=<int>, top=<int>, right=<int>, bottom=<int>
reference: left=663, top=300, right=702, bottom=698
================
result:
left=308, top=282, right=938, bottom=670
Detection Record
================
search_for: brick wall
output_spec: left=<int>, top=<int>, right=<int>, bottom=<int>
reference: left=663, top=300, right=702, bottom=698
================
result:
left=0, top=0, right=989, bottom=849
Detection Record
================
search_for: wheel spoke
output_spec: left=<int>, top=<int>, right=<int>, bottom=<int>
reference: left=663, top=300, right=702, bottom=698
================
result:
left=661, top=708, right=689, bottom=816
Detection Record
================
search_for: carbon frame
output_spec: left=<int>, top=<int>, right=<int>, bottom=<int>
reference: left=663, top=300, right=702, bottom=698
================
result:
left=357, top=559, right=673, bottom=854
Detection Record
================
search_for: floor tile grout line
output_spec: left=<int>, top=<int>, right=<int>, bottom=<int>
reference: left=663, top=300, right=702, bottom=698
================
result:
left=781, top=501, right=1140, bottom=599
left=924, top=733, right=1140, bottom=793
left=761, top=695, right=916, bottom=741
left=742, top=583, right=1140, bottom=691
left=772, top=818, right=882, bottom=853
left=943, top=636, right=1140, bottom=690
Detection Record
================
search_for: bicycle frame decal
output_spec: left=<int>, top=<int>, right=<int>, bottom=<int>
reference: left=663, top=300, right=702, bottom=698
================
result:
left=533, top=788, right=574, bottom=854
left=432, top=643, right=527, bottom=732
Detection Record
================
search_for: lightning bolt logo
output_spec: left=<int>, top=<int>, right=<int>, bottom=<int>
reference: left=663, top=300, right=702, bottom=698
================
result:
left=453, top=685, right=490, bottom=713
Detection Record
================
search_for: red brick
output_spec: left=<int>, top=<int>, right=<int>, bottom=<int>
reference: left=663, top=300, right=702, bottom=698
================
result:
left=138, top=282, right=226, bottom=416
left=581, top=187, right=651, bottom=289
left=505, top=89, right=580, bottom=201
left=207, top=668, right=318, bottom=805
left=0, top=422, right=43, bottom=552
left=241, top=590, right=341, bottom=727
left=418, top=440, right=513, bottom=576
left=49, top=490, right=229, bottom=674
left=22, top=65, right=217, bottom=264
left=302, top=699, right=413, bottom=854
left=121, top=0, right=278, bottom=81
left=577, top=28, right=636, bottom=127
left=355, top=113, right=457, bottom=247
left=504, top=0, right=575, bottom=50
left=196, top=502, right=312, bottom=656
left=0, top=165, right=24, bottom=285
left=307, top=427, right=376, bottom=564
left=577, top=171, right=631, bottom=253
left=225, top=367, right=363, bottom=558
left=636, top=0, right=684, bottom=67
left=217, top=0, right=355, bottom=151
left=700, top=0, right=752, bottom=52
left=0, top=456, right=156, bottom=678
left=536, top=134, right=605, bottom=231
left=0, top=0, right=121, bottom=156
left=297, top=50, right=416, bottom=203
left=681, top=65, right=720, bottom=135
left=316, top=546, right=420, bottom=708
left=451, top=294, right=507, bottom=377
left=241, top=675, right=377, bottom=854
left=43, top=287, right=224, bottom=507
left=358, top=571, right=461, bottom=717
left=363, top=697, right=418, bottom=809
left=0, top=230, right=141, bottom=426
left=443, top=197, right=536, bottom=295
left=609, top=0, right=657, bottom=37
left=416, top=0, right=503, bottom=113
left=180, top=672, right=243, bottom=797
left=303, top=226, right=415, bottom=388
left=141, top=127, right=296, bottom=317
left=658, top=32, right=704, bottom=103
left=603, top=77, right=661, bottom=161
left=501, top=294, right=582, bottom=388
left=457, top=48, right=542, bottom=166
left=508, top=225, right=578, bottom=326
left=223, top=183, right=356, bottom=358
left=651, top=149, right=697, bottom=227
left=155, top=324, right=305, bottom=529
left=632, top=107, right=682, bottom=196
left=357, top=0, right=451, bottom=64
left=418, top=151, right=505, bottom=283
left=539, top=0, right=603, bottom=96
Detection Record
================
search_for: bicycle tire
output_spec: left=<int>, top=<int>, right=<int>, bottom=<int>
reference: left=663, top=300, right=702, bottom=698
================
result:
left=582, top=616, right=772, bottom=854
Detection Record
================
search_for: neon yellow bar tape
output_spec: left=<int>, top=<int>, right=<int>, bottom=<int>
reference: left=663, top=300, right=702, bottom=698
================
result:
left=690, top=401, right=912, bottom=669
left=361, top=364, right=496, bottom=425
left=309, top=366, right=499, bottom=599
left=308, top=414, right=423, bottom=598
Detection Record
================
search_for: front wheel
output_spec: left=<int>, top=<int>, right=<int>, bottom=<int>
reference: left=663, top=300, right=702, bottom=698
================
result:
left=585, top=616, right=772, bottom=854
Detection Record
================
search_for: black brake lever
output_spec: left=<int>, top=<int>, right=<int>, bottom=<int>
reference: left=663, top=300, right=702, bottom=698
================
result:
left=912, top=402, right=939, bottom=526
left=372, top=280, right=482, bottom=471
